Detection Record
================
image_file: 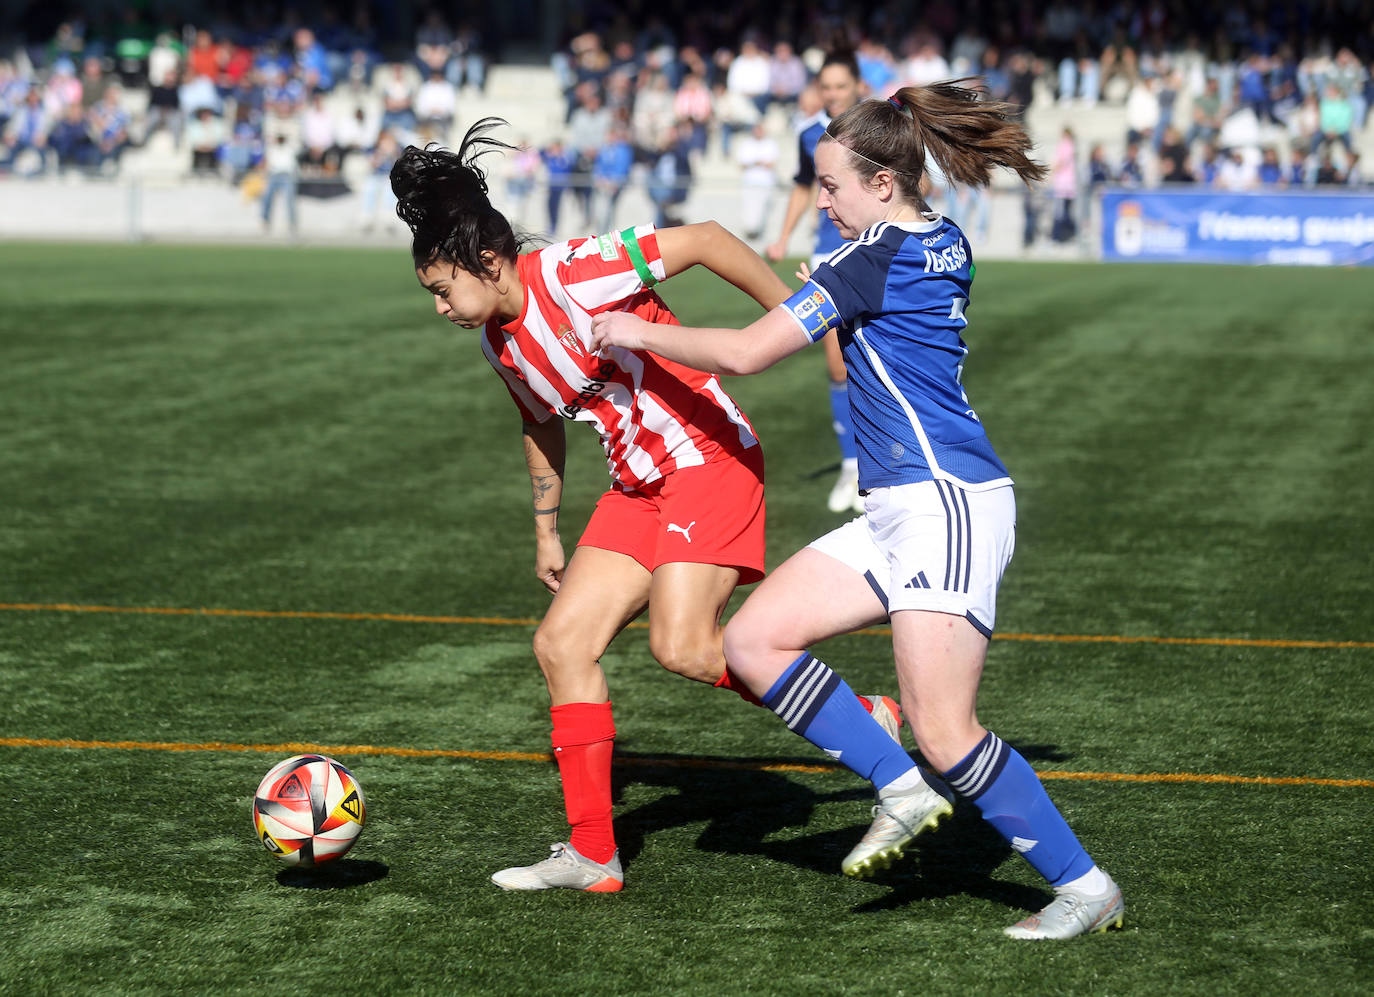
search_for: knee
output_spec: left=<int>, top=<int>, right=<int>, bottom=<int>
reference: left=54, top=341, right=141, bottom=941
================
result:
left=907, top=709, right=983, bottom=773
left=532, top=619, right=587, bottom=681
left=648, top=627, right=724, bottom=684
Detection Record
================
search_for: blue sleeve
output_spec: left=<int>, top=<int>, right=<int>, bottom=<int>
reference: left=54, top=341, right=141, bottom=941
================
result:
left=811, top=243, right=892, bottom=325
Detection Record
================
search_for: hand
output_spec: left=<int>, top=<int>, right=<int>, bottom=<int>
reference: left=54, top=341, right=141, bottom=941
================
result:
left=764, top=240, right=785, bottom=262
left=589, top=311, right=651, bottom=353
left=535, top=533, right=565, bottom=594
left=795, top=261, right=812, bottom=283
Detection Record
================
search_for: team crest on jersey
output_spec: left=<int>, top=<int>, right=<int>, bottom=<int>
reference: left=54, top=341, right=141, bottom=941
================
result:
left=557, top=324, right=588, bottom=358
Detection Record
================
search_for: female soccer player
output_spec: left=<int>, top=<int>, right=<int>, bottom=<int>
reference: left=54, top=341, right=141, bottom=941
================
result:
left=390, top=119, right=900, bottom=894
left=591, top=85, right=1124, bottom=939
left=765, top=51, right=866, bottom=514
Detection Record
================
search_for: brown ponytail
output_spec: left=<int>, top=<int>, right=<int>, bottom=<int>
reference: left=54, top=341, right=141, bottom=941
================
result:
left=824, top=80, right=1046, bottom=201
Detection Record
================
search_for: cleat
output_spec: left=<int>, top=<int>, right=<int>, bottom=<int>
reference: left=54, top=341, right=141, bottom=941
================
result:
left=827, top=465, right=861, bottom=514
left=841, top=782, right=953, bottom=878
left=861, top=694, right=903, bottom=743
left=1003, top=875, right=1124, bottom=940
left=491, top=842, right=624, bottom=893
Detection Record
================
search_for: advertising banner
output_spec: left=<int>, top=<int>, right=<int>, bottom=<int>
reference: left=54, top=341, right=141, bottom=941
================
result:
left=1100, top=189, right=1374, bottom=265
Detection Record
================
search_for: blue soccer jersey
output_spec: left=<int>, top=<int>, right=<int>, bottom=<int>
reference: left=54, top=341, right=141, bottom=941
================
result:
left=780, top=218, right=1011, bottom=491
left=794, top=117, right=845, bottom=256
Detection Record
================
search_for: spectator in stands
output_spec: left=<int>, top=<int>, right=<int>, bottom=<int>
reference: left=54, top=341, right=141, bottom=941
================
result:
left=1049, top=126, right=1079, bottom=242
left=48, top=101, right=96, bottom=171
left=856, top=37, right=898, bottom=96
left=146, top=33, right=181, bottom=97
left=451, top=20, right=488, bottom=93
left=1099, top=23, right=1139, bottom=100
left=187, top=30, right=219, bottom=84
left=379, top=64, right=416, bottom=134
left=414, top=10, right=455, bottom=83
left=212, top=35, right=253, bottom=98
left=179, top=62, right=222, bottom=117
left=567, top=80, right=612, bottom=226
left=672, top=71, right=713, bottom=156
left=359, top=128, right=401, bottom=231
left=1216, top=147, right=1257, bottom=190
left=2, top=87, right=51, bottom=175
left=768, top=41, right=807, bottom=112
left=300, top=90, right=340, bottom=174
left=541, top=135, right=577, bottom=235
left=89, top=84, right=130, bottom=168
left=222, top=104, right=264, bottom=183
left=1256, top=146, right=1284, bottom=186
left=79, top=56, right=104, bottom=114
left=0, top=60, right=22, bottom=137
left=1186, top=76, right=1226, bottom=148
left=1124, top=75, right=1161, bottom=147
left=977, top=45, right=1009, bottom=103
left=1157, top=125, right=1190, bottom=180
left=727, top=37, right=773, bottom=119
left=335, top=105, right=374, bottom=169
left=261, top=132, right=300, bottom=233
left=1196, top=142, right=1223, bottom=185
left=631, top=70, right=676, bottom=161
left=145, top=66, right=183, bottom=146
left=1286, top=142, right=1311, bottom=186
left=1118, top=140, right=1146, bottom=187
left=1313, top=148, right=1342, bottom=185
left=413, top=68, right=456, bottom=138
left=1004, top=50, right=1037, bottom=118
left=44, top=58, right=82, bottom=117
left=293, top=28, right=333, bottom=93
left=733, top=118, right=779, bottom=240
left=900, top=38, right=950, bottom=87
left=1057, top=30, right=1101, bottom=106
left=1086, top=142, right=1113, bottom=189
left=504, top=138, right=540, bottom=225
left=186, top=105, right=225, bottom=174
left=948, top=23, right=989, bottom=79
left=591, top=124, right=634, bottom=232
left=648, top=121, right=693, bottom=227
left=1317, top=82, right=1354, bottom=153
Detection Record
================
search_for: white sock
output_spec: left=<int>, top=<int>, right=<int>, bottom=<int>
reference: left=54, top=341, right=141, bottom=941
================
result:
left=1058, top=864, right=1110, bottom=895
left=877, top=767, right=927, bottom=797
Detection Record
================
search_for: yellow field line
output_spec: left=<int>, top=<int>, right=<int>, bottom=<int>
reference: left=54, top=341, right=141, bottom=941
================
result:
left=2, top=737, right=1370, bottom=788
left=2, top=602, right=1371, bottom=649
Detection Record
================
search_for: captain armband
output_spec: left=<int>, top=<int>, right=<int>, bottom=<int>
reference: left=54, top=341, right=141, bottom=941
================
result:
left=782, top=282, right=842, bottom=344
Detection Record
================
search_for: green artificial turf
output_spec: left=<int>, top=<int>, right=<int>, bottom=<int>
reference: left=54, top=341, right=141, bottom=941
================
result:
left=1, top=243, right=1371, bottom=995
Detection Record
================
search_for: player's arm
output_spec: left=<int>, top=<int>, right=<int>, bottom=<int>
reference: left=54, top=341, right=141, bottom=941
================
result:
left=655, top=221, right=792, bottom=311
left=590, top=300, right=808, bottom=377
left=764, top=182, right=815, bottom=262
left=522, top=417, right=568, bottom=594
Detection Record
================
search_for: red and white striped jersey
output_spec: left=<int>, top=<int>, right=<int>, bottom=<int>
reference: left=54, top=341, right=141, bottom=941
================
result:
left=480, top=224, right=759, bottom=492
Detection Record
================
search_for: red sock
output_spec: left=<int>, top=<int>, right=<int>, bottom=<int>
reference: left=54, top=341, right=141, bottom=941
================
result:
left=713, top=667, right=764, bottom=707
left=550, top=701, right=617, bottom=864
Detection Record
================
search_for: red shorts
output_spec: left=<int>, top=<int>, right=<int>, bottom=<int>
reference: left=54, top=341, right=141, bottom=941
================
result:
left=577, top=445, right=766, bottom=584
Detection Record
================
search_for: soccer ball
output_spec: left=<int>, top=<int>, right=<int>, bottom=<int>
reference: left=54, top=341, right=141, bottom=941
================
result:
left=252, top=754, right=366, bottom=867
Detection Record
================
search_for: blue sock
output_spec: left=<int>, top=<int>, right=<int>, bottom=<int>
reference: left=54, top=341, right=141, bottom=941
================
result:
left=943, top=731, right=1095, bottom=887
left=828, top=381, right=857, bottom=461
left=762, top=653, right=913, bottom=786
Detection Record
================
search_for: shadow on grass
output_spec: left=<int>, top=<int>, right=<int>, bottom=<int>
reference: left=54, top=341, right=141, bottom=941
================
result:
left=611, top=740, right=1070, bottom=915
left=276, top=858, right=390, bottom=889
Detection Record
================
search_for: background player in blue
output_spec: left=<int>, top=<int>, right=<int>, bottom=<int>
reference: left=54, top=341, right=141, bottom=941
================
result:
left=593, top=82, right=1125, bottom=940
left=765, top=51, right=866, bottom=515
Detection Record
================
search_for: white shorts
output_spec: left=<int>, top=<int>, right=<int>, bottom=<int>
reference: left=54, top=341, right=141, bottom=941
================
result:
left=807, top=480, right=1016, bottom=637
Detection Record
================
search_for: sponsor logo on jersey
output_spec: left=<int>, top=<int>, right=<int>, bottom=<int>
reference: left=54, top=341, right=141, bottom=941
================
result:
left=561, top=361, right=618, bottom=417
left=596, top=232, right=622, bottom=261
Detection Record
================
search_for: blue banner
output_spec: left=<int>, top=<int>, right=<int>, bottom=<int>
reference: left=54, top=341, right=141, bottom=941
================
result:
left=1100, top=189, right=1374, bottom=266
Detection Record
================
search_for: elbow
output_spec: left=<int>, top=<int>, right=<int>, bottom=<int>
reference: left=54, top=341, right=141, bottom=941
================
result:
left=717, top=345, right=774, bottom=377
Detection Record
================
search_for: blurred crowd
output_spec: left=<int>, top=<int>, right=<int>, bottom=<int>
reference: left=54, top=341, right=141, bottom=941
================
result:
left=1, top=1, right=1370, bottom=237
